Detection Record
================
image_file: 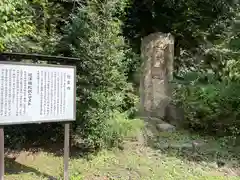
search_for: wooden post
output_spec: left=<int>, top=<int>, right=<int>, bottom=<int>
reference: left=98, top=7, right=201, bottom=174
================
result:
left=64, top=123, right=70, bottom=180
left=0, top=128, right=4, bottom=180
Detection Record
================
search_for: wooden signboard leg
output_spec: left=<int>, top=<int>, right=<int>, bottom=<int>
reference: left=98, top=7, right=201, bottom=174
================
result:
left=0, top=128, right=4, bottom=180
left=64, top=123, right=70, bottom=180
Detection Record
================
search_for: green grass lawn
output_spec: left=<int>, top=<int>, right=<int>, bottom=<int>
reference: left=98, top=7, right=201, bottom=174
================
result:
left=5, top=131, right=240, bottom=180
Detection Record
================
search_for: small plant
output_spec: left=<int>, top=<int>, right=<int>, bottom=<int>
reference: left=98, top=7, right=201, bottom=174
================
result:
left=70, top=174, right=83, bottom=180
left=58, top=171, right=83, bottom=180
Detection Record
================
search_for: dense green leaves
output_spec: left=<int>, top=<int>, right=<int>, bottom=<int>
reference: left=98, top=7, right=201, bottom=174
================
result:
left=2, top=0, right=140, bottom=150
left=2, top=0, right=240, bottom=149
left=55, top=0, right=139, bottom=149
left=0, top=0, right=34, bottom=51
left=122, top=0, right=240, bottom=140
left=123, top=0, right=238, bottom=72
left=173, top=73, right=240, bottom=137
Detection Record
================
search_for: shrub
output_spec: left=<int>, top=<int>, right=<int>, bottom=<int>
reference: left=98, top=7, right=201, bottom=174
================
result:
left=58, top=0, right=138, bottom=150
left=173, top=72, right=240, bottom=137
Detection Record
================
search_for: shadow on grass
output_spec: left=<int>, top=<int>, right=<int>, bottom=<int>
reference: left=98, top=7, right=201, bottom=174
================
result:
left=4, top=139, right=89, bottom=161
left=5, top=157, right=57, bottom=179
left=143, top=121, right=240, bottom=173
left=3, top=123, right=93, bottom=160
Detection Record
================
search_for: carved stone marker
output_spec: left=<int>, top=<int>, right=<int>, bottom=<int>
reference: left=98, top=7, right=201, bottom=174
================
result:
left=140, top=32, right=174, bottom=120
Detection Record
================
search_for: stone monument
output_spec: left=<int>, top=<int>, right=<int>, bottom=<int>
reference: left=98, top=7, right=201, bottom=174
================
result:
left=140, top=32, right=174, bottom=121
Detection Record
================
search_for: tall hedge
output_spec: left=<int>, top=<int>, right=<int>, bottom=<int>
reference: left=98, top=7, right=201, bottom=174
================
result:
left=58, top=0, right=138, bottom=149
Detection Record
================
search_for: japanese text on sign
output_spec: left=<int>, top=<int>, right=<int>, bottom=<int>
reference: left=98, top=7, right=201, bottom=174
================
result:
left=0, top=62, right=76, bottom=125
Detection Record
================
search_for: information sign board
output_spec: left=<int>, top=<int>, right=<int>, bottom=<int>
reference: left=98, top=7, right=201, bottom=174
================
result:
left=0, top=62, right=76, bottom=125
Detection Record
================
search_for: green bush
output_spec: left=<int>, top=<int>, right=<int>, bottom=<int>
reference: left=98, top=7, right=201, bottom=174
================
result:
left=173, top=73, right=240, bottom=136
left=58, top=0, right=139, bottom=150
left=0, top=0, right=34, bottom=51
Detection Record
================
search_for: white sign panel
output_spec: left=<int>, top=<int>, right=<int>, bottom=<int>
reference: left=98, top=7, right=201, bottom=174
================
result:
left=0, top=62, right=76, bottom=125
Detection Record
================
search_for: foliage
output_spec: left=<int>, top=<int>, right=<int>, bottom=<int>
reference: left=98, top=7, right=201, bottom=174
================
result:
left=58, top=0, right=138, bottom=149
left=173, top=73, right=240, bottom=137
left=0, top=0, right=34, bottom=51
left=123, top=0, right=238, bottom=73
left=170, top=6, right=240, bottom=139
left=122, top=0, right=240, bottom=140
left=199, top=6, right=240, bottom=79
left=0, top=0, right=69, bottom=53
left=1, top=0, right=141, bottom=151
left=2, top=0, right=240, bottom=152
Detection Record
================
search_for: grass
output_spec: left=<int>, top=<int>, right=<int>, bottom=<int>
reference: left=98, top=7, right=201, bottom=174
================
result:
left=4, top=129, right=240, bottom=180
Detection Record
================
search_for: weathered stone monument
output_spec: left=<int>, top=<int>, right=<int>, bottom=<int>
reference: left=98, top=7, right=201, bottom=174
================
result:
left=140, top=32, right=174, bottom=125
